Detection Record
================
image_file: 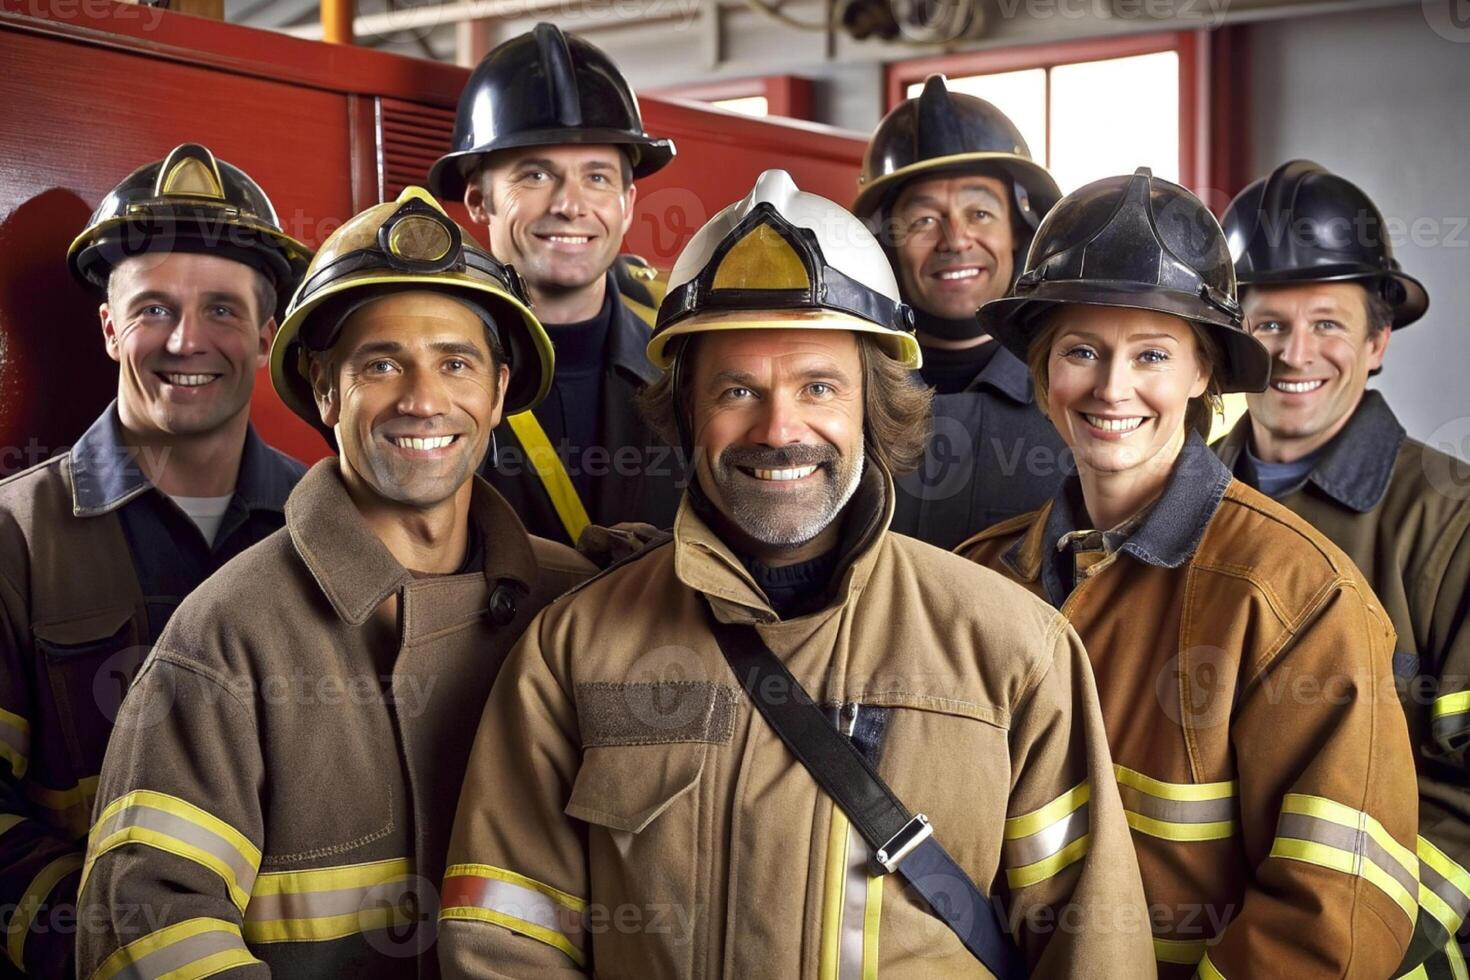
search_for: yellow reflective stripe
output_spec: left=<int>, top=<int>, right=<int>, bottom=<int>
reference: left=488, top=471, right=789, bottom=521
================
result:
left=441, top=906, right=586, bottom=967
left=1433, top=690, right=1470, bottom=722
left=1449, top=936, right=1470, bottom=980
left=244, top=857, right=415, bottom=944
left=1114, top=765, right=1237, bottom=842
left=1004, top=781, right=1089, bottom=839
left=440, top=864, right=586, bottom=966
left=89, top=917, right=260, bottom=980
left=26, top=775, right=99, bottom=837
left=6, top=852, right=83, bottom=969
left=1153, top=936, right=1207, bottom=965
left=1417, top=836, right=1470, bottom=935
left=0, top=814, right=23, bottom=837
left=1198, top=950, right=1227, bottom=980
left=1113, top=764, right=1236, bottom=802
left=1006, top=834, right=1090, bottom=890
left=818, top=805, right=881, bottom=980
left=1271, top=794, right=1418, bottom=921
left=0, top=707, right=29, bottom=780
left=505, top=412, right=591, bottom=544
left=818, top=806, right=848, bottom=980
left=83, top=791, right=261, bottom=913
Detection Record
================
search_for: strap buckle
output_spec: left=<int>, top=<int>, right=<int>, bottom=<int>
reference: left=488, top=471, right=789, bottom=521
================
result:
left=873, top=814, right=933, bottom=874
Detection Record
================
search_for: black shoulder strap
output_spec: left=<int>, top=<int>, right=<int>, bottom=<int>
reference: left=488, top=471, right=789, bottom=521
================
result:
left=706, top=613, right=1026, bottom=980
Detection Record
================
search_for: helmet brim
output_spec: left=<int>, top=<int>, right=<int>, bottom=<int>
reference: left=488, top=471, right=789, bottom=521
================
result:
left=271, top=272, right=554, bottom=444
left=1237, top=265, right=1429, bottom=329
left=428, top=131, right=676, bottom=200
left=647, top=309, right=921, bottom=372
left=979, top=282, right=1271, bottom=394
left=67, top=216, right=311, bottom=320
left=853, top=152, right=1062, bottom=222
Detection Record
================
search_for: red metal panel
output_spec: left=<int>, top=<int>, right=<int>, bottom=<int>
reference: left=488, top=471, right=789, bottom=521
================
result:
left=0, top=0, right=867, bottom=470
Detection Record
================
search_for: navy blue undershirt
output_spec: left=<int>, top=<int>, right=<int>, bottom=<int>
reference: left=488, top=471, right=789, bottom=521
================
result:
left=538, top=289, right=614, bottom=501
left=742, top=549, right=840, bottom=620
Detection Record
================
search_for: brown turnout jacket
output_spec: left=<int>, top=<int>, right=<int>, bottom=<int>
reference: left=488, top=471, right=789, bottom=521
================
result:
left=75, top=461, right=593, bottom=980
left=1217, top=392, right=1470, bottom=973
left=960, top=436, right=1419, bottom=979
left=439, top=467, right=1154, bottom=979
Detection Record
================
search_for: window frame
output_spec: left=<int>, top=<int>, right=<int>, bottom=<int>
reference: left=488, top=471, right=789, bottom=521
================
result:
left=647, top=75, right=815, bottom=121
left=884, top=31, right=1210, bottom=192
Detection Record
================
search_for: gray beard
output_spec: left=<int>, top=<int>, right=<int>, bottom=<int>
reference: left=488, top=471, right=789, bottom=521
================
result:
left=725, top=443, right=865, bottom=548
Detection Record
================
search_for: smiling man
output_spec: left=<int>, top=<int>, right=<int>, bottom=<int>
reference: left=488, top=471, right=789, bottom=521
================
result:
left=1216, top=160, right=1470, bottom=976
left=0, top=144, right=309, bottom=980
left=76, top=188, right=594, bottom=980
left=854, top=75, right=1071, bottom=547
left=437, top=170, right=1151, bottom=979
left=430, top=23, right=682, bottom=552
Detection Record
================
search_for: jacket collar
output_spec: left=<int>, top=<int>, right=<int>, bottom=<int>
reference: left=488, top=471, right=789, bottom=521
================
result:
left=1218, top=390, right=1405, bottom=513
left=607, top=270, right=662, bottom=388
left=286, top=461, right=540, bottom=626
left=672, top=461, right=893, bottom=624
left=965, top=344, right=1035, bottom=404
left=69, top=400, right=298, bottom=519
left=1003, top=432, right=1232, bottom=604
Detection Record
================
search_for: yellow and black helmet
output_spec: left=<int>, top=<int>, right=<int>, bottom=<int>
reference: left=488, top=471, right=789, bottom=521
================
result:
left=271, top=186, right=554, bottom=440
left=649, top=169, right=919, bottom=370
left=67, top=143, right=311, bottom=318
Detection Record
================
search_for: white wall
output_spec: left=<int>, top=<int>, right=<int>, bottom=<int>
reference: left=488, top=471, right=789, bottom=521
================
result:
left=1245, top=3, right=1470, bottom=443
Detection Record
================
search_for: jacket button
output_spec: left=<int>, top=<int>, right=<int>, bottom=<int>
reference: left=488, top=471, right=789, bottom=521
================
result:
left=488, top=586, right=517, bottom=626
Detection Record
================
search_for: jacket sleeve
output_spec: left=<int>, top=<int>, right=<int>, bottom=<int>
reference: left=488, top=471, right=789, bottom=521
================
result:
left=1405, top=512, right=1470, bottom=970
left=438, top=613, right=590, bottom=980
left=1000, top=616, right=1155, bottom=979
left=1201, top=578, right=1418, bottom=979
left=0, top=567, right=84, bottom=980
left=75, top=651, right=269, bottom=980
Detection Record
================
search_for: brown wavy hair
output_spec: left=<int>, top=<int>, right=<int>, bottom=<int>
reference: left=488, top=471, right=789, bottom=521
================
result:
left=637, top=331, right=934, bottom=476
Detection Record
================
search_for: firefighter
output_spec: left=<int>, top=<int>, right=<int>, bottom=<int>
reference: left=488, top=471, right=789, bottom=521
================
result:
left=959, top=168, right=1420, bottom=978
left=75, top=187, right=595, bottom=979
left=437, top=169, right=1152, bottom=979
left=0, top=143, right=309, bottom=979
left=854, top=74, right=1070, bottom=548
left=1215, top=160, right=1469, bottom=976
left=429, top=22, right=682, bottom=551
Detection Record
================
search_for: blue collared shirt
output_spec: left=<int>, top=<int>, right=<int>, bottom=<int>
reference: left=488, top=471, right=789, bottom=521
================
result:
left=69, top=401, right=306, bottom=642
left=1022, top=432, right=1233, bottom=607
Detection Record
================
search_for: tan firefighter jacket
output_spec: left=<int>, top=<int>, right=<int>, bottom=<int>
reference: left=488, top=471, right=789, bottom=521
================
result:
left=960, top=435, right=1419, bottom=980
left=1217, top=393, right=1470, bottom=976
left=438, top=465, right=1154, bottom=979
left=75, top=461, right=593, bottom=980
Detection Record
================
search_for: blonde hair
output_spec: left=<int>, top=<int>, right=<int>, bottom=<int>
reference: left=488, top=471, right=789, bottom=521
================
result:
left=1025, top=310, right=1224, bottom=440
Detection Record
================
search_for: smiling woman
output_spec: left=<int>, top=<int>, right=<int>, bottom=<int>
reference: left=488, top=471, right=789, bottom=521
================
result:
left=958, top=168, right=1421, bottom=980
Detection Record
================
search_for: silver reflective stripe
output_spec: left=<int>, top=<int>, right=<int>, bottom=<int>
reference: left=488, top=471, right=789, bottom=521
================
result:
left=1115, top=783, right=1235, bottom=825
left=839, top=826, right=868, bottom=980
left=1003, top=803, right=1090, bottom=869
left=93, top=804, right=258, bottom=895
left=1423, top=860, right=1470, bottom=923
left=457, top=877, right=584, bottom=953
left=245, top=876, right=414, bottom=923
left=112, top=926, right=249, bottom=980
left=1276, top=812, right=1417, bottom=897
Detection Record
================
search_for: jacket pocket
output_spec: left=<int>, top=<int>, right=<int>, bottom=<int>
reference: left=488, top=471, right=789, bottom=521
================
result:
left=32, top=606, right=143, bottom=821
left=565, top=741, right=709, bottom=834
